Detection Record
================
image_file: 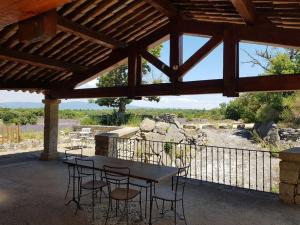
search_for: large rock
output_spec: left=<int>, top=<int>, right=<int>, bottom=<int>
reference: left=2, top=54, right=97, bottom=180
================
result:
left=155, top=122, right=170, bottom=135
left=254, top=121, right=280, bottom=145
left=165, top=124, right=185, bottom=143
left=140, top=118, right=155, bottom=132
left=143, top=132, right=165, bottom=142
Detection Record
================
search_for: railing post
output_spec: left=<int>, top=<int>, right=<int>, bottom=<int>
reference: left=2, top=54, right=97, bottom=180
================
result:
left=279, top=148, right=300, bottom=204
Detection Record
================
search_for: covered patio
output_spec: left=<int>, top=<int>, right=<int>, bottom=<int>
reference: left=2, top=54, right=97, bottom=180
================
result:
left=1, top=0, right=300, bottom=225
left=0, top=151, right=299, bottom=225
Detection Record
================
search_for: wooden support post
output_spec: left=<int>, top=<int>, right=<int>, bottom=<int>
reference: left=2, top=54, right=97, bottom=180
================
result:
left=128, top=48, right=142, bottom=100
left=170, top=20, right=183, bottom=83
left=223, top=29, right=239, bottom=97
left=40, top=97, right=60, bottom=161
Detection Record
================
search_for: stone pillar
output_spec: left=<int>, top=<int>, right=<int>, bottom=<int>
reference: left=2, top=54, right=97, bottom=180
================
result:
left=95, top=133, right=117, bottom=157
left=40, top=98, right=61, bottom=160
left=94, top=127, right=139, bottom=157
left=279, top=148, right=300, bottom=204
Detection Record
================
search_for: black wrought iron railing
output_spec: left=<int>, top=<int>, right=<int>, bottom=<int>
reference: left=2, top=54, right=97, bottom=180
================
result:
left=110, top=137, right=279, bottom=193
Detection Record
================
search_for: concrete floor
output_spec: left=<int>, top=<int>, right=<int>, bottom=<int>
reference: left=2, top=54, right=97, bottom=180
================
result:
left=0, top=151, right=299, bottom=225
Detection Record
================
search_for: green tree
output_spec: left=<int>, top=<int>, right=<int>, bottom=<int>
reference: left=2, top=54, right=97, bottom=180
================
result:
left=224, top=48, right=300, bottom=123
left=93, top=46, right=162, bottom=124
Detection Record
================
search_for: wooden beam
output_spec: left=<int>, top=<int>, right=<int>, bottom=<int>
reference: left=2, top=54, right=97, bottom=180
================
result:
left=0, top=47, right=85, bottom=72
left=141, top=50, right=172, bottom=77
left=63, top=23, right=171, bottom=88
left=238, top=74, right=300, bottom=92
left=57, top=16, right=125, bottom=49
left=143, top=0, right=178, bottom=18
left=0, top=0, right=69, bottom=27
left=230, top=0, right=256, bottom=24
left=50, top=79, right=224, bottom=99
left=170, top=20, right=183, bottom=82
left=179, top=20, right=300, bottom=49
left=223, top=30, right=239, bottom=97
left=128, top=48, right=138, bottom=98
left=178, top=36, right=223, bottom=79
left=18, top=10, right=57, bottom=43
left=50, top=74, right=300, bottom=99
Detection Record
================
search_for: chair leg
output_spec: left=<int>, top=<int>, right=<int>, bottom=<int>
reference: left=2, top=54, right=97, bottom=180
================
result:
left=139, top=193, right=143, bottom=220
left=174, top=201, right=177, bottom=225
left=182, top=199, right=188, bottom=225
left=145, top=187, right=148, bottom=218
left=161, top=200, right=165, bottom=215
left=64, top=167, right=71, bottom=200
left=92, top=190, right=95, bottom=221
left=99, top=188, right=102, bottom=204
left=150, top=196, right=154, bottom=225
left=105, top=198, right=111, bottom=225
left=125, top=200, right=129, bottom=225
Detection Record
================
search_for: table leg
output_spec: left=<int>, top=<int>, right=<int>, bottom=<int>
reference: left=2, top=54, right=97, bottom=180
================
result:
left=149, top=181, right=153, bottom=225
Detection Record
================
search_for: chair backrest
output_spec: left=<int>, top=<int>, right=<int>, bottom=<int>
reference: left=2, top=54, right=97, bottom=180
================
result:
left=75, top=158, right=95, bottom=181
left=103, top=165, right=131, bottom=198
left=173, top=165, right=190, bottom=200
left=64, top=148, right=83, bottom=160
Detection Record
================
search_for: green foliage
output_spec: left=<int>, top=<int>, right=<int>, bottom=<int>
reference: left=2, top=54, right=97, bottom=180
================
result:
left=224, top=49, right=300, bottom=124
left=164, top=142, right=173, bottom=154
left=0, top=108, right=40, bottom=125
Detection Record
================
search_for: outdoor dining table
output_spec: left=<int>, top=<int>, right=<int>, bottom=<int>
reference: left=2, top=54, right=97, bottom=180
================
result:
left=64, top=155, right=179, bottom=225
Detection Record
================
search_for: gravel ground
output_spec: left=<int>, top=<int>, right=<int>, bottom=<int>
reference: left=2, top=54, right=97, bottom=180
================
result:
left=205, top=128, right=265, bottom=150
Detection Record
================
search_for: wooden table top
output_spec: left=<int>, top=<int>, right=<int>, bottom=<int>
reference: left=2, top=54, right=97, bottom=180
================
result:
left=64, top=155, right=178, bottom=183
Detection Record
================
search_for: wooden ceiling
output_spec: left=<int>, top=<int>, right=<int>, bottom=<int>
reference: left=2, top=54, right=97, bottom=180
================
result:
left=0, top=0, right=300, bottom=95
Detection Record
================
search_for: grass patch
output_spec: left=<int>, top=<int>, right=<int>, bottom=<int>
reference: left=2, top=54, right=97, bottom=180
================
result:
left=21, top=131, right=43, bottom=141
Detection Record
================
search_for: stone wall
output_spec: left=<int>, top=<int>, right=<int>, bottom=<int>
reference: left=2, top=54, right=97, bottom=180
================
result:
left=279, top=128, right=300, bottom=142
left=279, top=148, right=300, bottom=204
left=73, top=125, right=121, bottom=135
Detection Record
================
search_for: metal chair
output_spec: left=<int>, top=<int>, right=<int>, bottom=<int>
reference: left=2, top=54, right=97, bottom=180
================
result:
left=64, top=148, right=83, bottom=201
left=130, top=152, right=162, bottom=218
left=150, top=165, right=190, bottom=225
left=103, top=165, right=142, bottom=225
left=75, top=158, right=107, bottom=220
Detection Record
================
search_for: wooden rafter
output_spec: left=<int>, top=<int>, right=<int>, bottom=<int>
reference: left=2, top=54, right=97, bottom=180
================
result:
left=141, top=50, right=172, bottom=77
left=230, top=0, right=256, bottom=24
left=178, top=36, right=223, bottom=79
left=57, top=16, right=125, bottom=49
left=61, top=23, right=171, bottom=88
left=0, top=47, right=85, bottom=72
left=180, top=20, right=300, bottom=49
left=143, top=0, right=178, bottom=18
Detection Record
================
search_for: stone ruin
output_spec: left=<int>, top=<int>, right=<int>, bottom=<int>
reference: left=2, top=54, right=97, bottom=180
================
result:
left=132, top=113, right=207, bottom=145
left=122, top=114, right=208, bottom=167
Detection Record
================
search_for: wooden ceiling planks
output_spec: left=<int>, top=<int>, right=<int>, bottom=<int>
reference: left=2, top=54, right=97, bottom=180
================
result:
left=0, top=0, right=70, bottom=27
left=0, top=0, right=299, bottom=93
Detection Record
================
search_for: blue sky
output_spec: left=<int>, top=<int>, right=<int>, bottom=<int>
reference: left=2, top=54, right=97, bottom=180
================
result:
left=0, top=35, right=267, bottom=109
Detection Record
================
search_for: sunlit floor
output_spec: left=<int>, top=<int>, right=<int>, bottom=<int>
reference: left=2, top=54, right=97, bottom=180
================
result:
left=0, top=151, right=299, bottom=225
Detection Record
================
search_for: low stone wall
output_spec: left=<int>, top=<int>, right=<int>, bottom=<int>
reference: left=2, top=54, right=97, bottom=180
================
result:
left=72, top=125, right=121, bottom=135
left=279, top=128, right=300, bottom=142
left=279, top=148, right=300, bottom=204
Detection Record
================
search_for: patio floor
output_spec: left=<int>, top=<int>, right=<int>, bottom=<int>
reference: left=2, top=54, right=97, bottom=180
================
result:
left=0, top=151, right=299, bottom=225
